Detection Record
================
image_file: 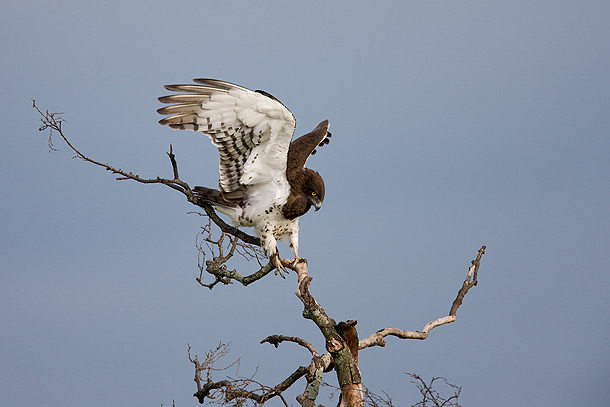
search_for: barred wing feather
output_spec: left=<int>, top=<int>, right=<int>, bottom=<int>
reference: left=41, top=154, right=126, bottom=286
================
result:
left=157, top=79, right=296, bottom=199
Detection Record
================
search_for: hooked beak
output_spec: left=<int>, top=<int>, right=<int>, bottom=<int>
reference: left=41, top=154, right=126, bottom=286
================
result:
left=313, top=200, right=322, bottom=211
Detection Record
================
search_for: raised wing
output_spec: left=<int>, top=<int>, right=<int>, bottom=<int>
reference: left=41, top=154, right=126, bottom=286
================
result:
left=287, top=120, right=331, bottom=174
left=157, top=79, right=296, bottom=200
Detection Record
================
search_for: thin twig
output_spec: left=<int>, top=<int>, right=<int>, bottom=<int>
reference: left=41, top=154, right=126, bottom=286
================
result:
left=408, top=373, right=461, bottom=407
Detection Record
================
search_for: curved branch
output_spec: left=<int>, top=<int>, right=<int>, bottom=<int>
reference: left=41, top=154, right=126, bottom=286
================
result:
left=358, top=246, right=486, bottom=350
left=261, top=334, right=320, bottom=357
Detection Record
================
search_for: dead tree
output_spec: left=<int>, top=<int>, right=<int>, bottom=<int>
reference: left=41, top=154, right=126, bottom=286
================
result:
left=34, top=102, right=485, bottom=406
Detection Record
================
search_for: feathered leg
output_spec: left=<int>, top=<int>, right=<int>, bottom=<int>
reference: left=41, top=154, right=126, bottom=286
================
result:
left=288, top=225, right=300, bottom=268
left=262, top=228, right=288, bottom=278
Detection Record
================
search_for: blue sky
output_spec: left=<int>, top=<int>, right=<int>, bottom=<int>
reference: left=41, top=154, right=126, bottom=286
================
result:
left=2, top=1, right=609, bottom=406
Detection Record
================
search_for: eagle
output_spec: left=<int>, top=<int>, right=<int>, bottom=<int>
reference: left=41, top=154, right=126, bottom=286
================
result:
left=157, top=79, right=331, bottom=274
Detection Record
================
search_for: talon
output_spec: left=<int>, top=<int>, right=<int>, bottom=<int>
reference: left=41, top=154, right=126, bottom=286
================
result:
left=271, top=252, right=287, bottom=278
left=289, top=256, right=301, bottom=268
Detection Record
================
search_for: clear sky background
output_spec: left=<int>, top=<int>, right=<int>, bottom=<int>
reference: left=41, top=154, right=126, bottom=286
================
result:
left=2, top=1, right=609, bottom=406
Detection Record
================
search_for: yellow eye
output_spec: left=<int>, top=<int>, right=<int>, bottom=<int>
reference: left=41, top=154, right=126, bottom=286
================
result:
left=311, top=191, right=317, bottom=196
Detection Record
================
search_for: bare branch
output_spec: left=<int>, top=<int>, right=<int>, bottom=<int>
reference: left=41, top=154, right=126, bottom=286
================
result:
left=363, top=387, right=394, bottom=407
left=188, top=342, right=239, bottom=396
left=190, top=214, right=278, bottom=289
left=193, top=363, right=308, bottom=405
left=359, top=245, right=486, bottom=350
left=324, top=383, right=395, bottom=407
left=34, top=100, right=197, bottom=196
left=449, top=245, right=485, bottom=316
left=202, top=255, right=276, bottom=288
left=188, top=341, right=317, bottom=405
left=260, top=335, right=319, bottom=357
left=408, top=373, right=461, bottom=407
left=33, top=101, right=263, bottom=249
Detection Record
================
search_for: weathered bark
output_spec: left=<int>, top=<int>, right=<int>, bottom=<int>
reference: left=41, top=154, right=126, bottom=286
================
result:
left=292, top=260, right=364, bottom=406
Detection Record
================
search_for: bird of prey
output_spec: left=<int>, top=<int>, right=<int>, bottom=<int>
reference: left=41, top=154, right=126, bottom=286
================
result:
left=157, top=79, right=331, bottom=273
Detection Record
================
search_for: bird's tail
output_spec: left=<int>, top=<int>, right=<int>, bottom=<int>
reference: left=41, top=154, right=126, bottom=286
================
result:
left=193, top=186, right=239, bottom=208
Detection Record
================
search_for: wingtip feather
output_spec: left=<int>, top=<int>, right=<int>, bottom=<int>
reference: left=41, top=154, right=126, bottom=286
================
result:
left=192, top=78, right=250, bottom=92
left=163, top=84, right=213, bottom=94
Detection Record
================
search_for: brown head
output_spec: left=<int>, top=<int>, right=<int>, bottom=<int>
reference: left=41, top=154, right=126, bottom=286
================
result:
left=283, top=121, right=330, bottom=219
left=283, top=168, right=325, bottom=220
left=302, top=169, right=325, bottom=212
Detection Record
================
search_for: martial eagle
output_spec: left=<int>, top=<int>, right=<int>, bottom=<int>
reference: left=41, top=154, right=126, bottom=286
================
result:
left=157, top=79, right=331, bottom=273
